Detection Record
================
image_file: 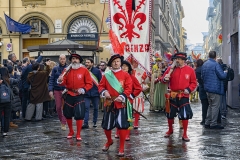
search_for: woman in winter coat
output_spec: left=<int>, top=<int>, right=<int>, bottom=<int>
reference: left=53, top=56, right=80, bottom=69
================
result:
left=0, top=67, right=19, bottom=137
left=7, top=65, right=21, bottom=128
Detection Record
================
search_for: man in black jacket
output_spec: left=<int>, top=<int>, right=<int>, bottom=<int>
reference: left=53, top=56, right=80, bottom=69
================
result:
left=82, top=58, right=102, bottom=128
left=217, top=58, right=228, bottom=119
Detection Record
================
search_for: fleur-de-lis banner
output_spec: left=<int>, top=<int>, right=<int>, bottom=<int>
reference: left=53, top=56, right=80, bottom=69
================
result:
left=109, top=0, right=152, bottom=73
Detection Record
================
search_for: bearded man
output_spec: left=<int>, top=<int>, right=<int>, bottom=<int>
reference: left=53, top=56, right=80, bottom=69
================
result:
left=57, top=51, right=93, bottom=141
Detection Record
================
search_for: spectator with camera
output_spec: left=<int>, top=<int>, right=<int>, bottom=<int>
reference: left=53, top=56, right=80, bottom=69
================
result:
left=25, top=61, right=51, bottom=121
left=21, top=52, right=43, bottom=119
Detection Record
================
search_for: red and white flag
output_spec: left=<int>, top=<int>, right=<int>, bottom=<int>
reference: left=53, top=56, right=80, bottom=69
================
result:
left=109, top=0, right=152, bottom=73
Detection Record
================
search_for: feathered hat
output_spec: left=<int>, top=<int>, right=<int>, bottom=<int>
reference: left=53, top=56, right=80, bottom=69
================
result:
left=164, top=52, right=172, bottom=62
left=154, top=51, right=162, bottom=61
left=68, top=50, right=83, bottom=63
left=191, top=51, right=201, bottom=61
left=107, top=30, right=126, bottom=67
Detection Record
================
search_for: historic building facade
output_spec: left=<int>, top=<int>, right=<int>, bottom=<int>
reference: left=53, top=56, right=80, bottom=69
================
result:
left=0, top=0, right=113, bottom=63
left=206, top=0, right=222, bottom=56
left=153, top=0, right=185, bottom=55
left=222, top=0, right=240, bottom=108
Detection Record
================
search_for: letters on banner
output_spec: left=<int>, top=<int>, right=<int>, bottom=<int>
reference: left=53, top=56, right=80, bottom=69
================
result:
left=109, top=0, right=152, bottom=74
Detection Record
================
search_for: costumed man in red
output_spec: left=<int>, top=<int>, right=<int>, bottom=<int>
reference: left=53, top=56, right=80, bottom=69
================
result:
left=129, top=57, right=149, bottom=129
left=99, top=54, right=133, bottom=157
left=161, top=52, right=197, bottom=142
left=57, top=51, right=93, bottom=141
left=122, top=60, right=142, bottom=141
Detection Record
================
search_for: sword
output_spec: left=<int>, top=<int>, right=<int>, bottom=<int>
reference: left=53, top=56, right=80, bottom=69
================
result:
left=132, top=108, right=148, bottom=120
left=142, top=91, right=154, bottom=110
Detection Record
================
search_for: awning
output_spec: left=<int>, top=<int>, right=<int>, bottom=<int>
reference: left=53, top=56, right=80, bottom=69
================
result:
left=29, top=51, right=93, bottom=57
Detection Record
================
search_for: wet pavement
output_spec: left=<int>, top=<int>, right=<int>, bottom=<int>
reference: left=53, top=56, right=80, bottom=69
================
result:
left=1, top=101, right=240, bottom=160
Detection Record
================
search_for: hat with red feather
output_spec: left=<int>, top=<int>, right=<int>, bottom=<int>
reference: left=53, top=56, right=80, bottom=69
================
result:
left=107, top=30, right=126, bottom=67
left=191, top=51, right=201, bottom=61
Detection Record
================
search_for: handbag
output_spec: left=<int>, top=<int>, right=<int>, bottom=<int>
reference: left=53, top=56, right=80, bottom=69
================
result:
left=0, top=78, right=12, bottom=104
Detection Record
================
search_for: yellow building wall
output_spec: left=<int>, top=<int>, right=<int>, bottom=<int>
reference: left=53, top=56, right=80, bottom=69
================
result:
left=0, top=0, right=111, bottom=63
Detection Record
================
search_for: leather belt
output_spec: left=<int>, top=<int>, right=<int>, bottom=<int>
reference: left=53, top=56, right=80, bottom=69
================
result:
left=170, top=90, right=184, bottom=100
left=69, top=89, right=78, bottom=94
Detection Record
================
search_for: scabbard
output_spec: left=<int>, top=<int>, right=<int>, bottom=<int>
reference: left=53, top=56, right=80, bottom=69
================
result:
left=165, top=93, right=170, bottom=114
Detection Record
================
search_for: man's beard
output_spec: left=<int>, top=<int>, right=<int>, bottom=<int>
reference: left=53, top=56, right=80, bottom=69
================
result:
left=175, top=61, right=180, bottom=67
left=72, top=62, right=81, bottom=69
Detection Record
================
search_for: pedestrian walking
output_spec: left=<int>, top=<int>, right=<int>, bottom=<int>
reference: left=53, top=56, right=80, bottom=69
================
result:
left=57, top=50, right=93, bottom=141
left=121, top=60, right=142, bottom=141
left=99, top=54, right=132, bottom=157
left=161, top=52, right=197, bottom=142
left=48, top=54, right=68, bottom=130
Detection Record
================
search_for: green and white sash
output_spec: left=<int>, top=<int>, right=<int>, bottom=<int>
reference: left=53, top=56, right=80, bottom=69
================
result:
left=105, top=70, right=133, bottom=129
left=89, top=71, right=99, bottom=86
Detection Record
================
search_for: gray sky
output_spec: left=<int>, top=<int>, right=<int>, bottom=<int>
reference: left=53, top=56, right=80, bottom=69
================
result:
left=181, top=0, right=209, bottom=44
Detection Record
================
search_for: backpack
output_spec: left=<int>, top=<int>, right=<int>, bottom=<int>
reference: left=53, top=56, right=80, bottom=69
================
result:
left=227, top=67, right=234, bottom=81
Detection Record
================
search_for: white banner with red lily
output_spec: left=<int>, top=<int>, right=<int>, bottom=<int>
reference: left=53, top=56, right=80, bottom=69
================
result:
left=109, top=0, right=152, bottom=73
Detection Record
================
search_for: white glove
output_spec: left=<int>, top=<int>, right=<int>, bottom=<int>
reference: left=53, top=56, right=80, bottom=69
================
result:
left=184, top=89, right=190, bottom=94
left=164, top=74, right=170, bottom=81
left=78, top=88, right=85, bottom=94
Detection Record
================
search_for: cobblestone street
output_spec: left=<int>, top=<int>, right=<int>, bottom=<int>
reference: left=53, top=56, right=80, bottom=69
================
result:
left=1, top=101, right=240, bottom=160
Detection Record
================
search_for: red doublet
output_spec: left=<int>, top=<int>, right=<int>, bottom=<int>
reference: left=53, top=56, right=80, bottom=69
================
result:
left=98, top=70, right=132, bottom=109
left=60, top=67, right=93, bottom=96
left=129, top=75, right=142, bottom=104
left=161, top=65, right=197, bottom=98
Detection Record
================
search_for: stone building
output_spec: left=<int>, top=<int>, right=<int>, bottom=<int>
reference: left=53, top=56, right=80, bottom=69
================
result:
left=0, top=0, right=113, bottom=63
left=222, top=0, right=240, bottom=108
left=153, top=0, right=185, bottom=55
left=206, top=0, right=222, bottom=56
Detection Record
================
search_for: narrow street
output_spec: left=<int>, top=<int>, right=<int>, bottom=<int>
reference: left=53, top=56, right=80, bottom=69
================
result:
left=1, top=101, right=240, bottom=160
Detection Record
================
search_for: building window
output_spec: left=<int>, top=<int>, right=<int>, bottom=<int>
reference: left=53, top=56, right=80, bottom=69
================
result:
left=68, top=17, right=98, bottom=33
left=162, top=0, right=166, bottom=12
left=24, top=19, right=49, bottom=34
left=233, top=0, right=240, bottom=18
left=22, top=0, right=46, bottom=6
